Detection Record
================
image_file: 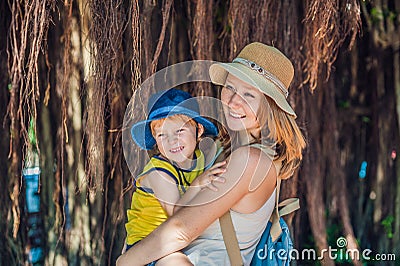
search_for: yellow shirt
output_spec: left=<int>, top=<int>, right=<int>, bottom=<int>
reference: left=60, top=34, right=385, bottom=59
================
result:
left=125, top=149, right=205, bottom=245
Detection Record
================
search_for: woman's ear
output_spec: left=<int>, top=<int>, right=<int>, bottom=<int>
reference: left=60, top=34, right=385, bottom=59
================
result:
left=197, top=124, right=205, bottom=139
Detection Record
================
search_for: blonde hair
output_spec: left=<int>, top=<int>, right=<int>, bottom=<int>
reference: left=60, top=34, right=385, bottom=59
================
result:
left=150, top=114, right=198, bottom=136
left=220, top=96, right=306, bottom=180
left=259, top=97, right=306, bottom=179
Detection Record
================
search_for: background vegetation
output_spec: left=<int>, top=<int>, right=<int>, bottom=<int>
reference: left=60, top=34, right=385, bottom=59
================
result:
left=0, top=0, right=399, bottom=265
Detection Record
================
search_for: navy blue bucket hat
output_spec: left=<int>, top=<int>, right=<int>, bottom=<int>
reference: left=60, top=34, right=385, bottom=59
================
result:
left=131, top=89, right=218, bottom=150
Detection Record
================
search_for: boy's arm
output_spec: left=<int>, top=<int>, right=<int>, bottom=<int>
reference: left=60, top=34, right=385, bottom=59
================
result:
left=146, top=171, right=181, bottom=217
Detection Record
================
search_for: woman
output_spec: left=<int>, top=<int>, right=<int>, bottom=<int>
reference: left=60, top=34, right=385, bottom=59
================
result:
left=117, top=42, right=306, bottom=266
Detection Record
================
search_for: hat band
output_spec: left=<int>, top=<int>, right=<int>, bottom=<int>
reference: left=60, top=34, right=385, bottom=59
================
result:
left=232, top=57, right=289, bottom=98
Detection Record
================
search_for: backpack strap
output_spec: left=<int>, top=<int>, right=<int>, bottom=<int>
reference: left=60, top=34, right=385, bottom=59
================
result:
left=278, top=198, right=300, bottom=217
left=269, top=176, right=282, bottom=242
left=270, top=176, right=300, bottom=242
left=219, top=212, right=244, bottom=266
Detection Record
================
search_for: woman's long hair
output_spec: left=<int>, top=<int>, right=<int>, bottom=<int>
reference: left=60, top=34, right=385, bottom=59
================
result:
left=259, top=96, right=306, bottom=179
left=219, top=94, right=306, bottom=180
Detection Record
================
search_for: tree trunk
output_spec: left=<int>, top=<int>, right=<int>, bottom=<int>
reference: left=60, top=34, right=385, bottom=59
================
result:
left=66, top=13, right=92, bottom=266
left=228, top=0, right=250, bottom=61
left=78, top=0, right=105, bottom=264
left=141, top=0, right=156, bottom=79
left=189, top=0, right=215, bottom=116
left=373, top=51, right=392, bottom=254
left=303, top=89, right=334, bottom=266
left=325, top=78, right=362, bottom=266
left=393, top=3, right=400, bottom=255
left=39, top=102, right=58, bottom=265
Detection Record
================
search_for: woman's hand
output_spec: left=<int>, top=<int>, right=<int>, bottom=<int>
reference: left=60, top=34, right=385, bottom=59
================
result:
left=191, top=161, right=226, bottom=191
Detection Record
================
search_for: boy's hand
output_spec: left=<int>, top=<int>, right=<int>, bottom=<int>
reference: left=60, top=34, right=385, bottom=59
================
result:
left=192, top=161, right=226, bottom=191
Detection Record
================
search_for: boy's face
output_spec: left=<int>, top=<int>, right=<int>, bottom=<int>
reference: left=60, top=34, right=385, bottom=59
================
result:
left=152, top=116, right=199, bottom=168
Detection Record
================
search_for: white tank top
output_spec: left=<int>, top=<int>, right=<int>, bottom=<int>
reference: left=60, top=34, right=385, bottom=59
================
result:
left=184, top=145, right=280, bottom=266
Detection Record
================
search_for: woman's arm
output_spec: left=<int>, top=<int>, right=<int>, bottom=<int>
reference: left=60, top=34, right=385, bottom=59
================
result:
left=173, top=161, right=226, bottom=213
left=117, top=146, right=274, bottom=266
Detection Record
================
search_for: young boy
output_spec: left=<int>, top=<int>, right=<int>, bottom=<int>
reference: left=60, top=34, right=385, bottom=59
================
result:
left=125, top=88, right=225, bottom=265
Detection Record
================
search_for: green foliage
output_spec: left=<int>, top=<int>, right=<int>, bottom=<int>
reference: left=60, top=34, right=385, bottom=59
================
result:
left=338, top=100, right=350, bottom=109
left=361, top=116, right=371, bottom=123
left=326, top=223, right=342, bottom=246
left=370, top=7, right=397, bottom=25
left=370, top=7, right=384, bottom=24
left=28, top=118, right=37, bottom=146
left=381, top=215, right=394, bottom=239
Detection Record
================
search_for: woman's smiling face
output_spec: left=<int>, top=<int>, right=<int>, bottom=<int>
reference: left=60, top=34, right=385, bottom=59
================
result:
left=221, top=74, right=264, bottom=135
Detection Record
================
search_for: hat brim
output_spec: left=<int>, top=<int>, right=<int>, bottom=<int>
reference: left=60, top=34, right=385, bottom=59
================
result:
left=209, top=62, right=296, bottom=117
left=131, top=107, right=218, bottom=150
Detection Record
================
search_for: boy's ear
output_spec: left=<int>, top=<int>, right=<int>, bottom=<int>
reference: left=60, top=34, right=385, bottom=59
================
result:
left=197, top=124, right=205, bottom=139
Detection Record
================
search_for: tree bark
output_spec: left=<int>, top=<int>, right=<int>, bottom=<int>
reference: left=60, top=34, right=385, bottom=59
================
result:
left=392, top=0, right=400, bottom=255
left=141, top=0, right=156, bottom=79
left=66, top=13, right=92, bottom=266
left=303, top=89, right=334, bottom=266
left=39, top=102, right=58, bottom=265
left=78, top=0, right=105, bottom=264
left=372, top=51, right=393, bottom=254
left=189, top=0, right=215, bottom=116
left=325, top=78, right=362, bottom=266
left=228, top=0, right=250, bottom=61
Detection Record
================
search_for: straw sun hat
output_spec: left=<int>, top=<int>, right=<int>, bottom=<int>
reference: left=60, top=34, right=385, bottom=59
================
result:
left=209, top=42, right=296, bottom=117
